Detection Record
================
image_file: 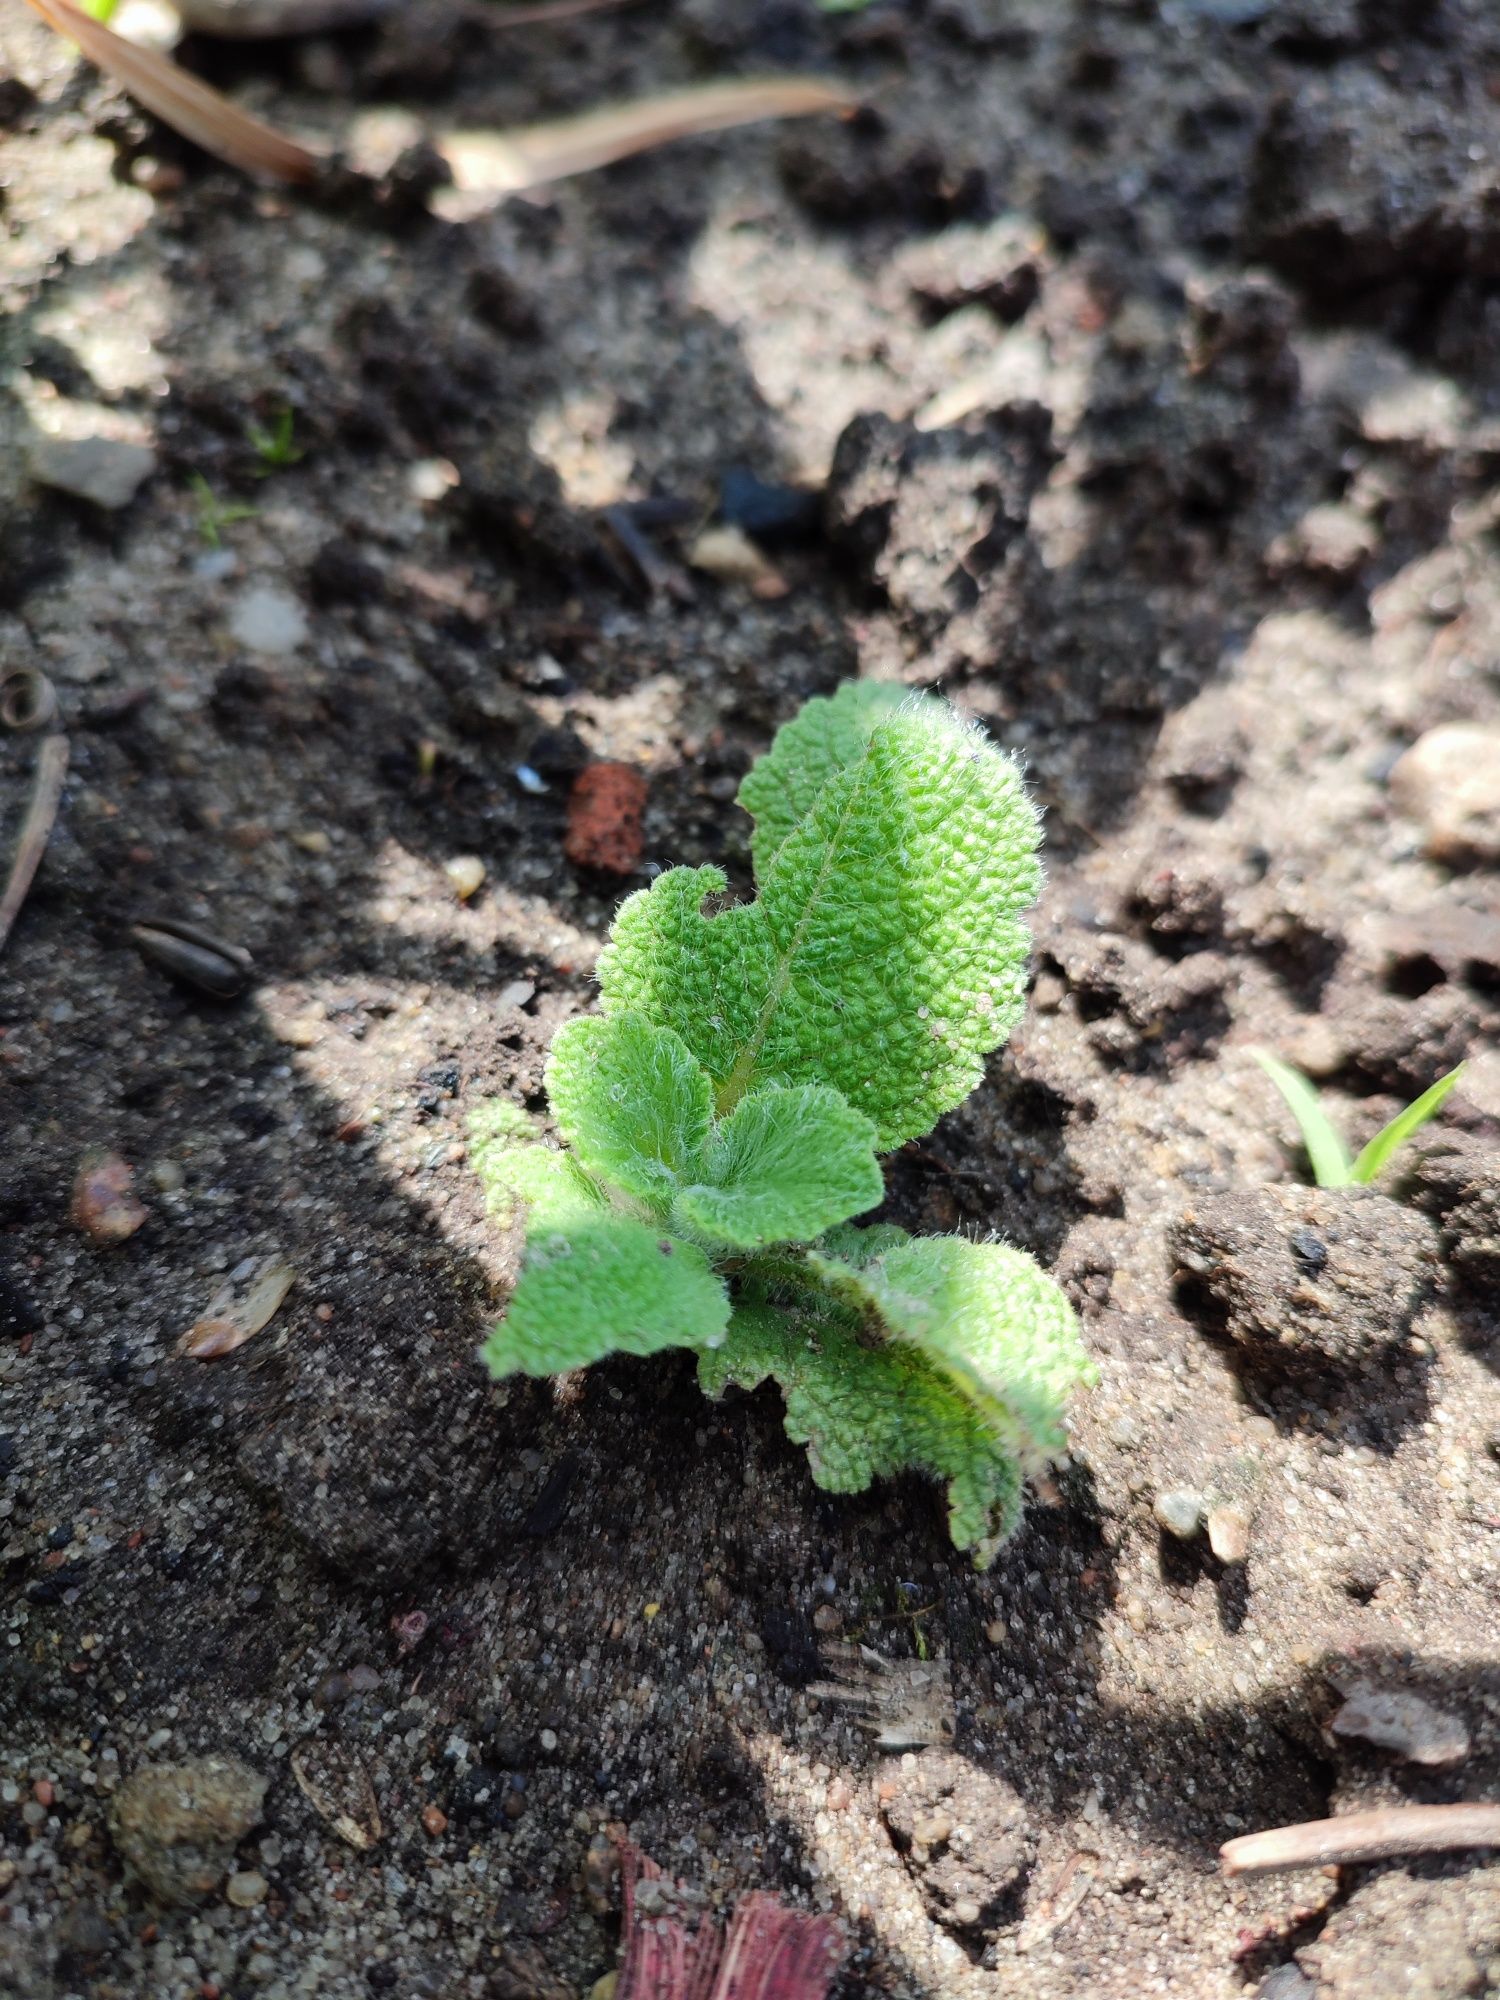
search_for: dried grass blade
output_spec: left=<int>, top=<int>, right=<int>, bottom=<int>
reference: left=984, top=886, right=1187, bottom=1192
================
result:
left=0, top=734, right=69, bottom=958
left=21, top=0, right=320, bottom=183
left=438, top=77, right=852, bottom=197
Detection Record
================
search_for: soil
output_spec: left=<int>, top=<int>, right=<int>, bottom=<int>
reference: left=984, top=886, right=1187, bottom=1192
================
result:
left=2, top=1, right=1500, bottom=1995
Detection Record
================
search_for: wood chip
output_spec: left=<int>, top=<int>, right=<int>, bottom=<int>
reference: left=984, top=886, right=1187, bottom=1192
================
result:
left=808, top=1644, right=955, bottom=1750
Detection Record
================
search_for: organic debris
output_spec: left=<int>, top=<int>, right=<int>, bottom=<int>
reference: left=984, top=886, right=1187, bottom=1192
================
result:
left=21, top=0, right=321, bottom=181
left=0, top=732, right=68, bottom=958
left=808, top=1644, right=956, bottom=1751
left=613, top=1842, right=843, bottom=2000
left=178, top=1260, right=295, bottom=1359
left=1221, top=1804, right=1500, bottom=1877
left=289, top=1738, right=384, bottom=1852
left=434, top=80, right=853, bottom=208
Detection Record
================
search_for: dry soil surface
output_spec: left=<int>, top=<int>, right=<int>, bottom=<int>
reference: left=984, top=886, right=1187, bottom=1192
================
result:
left=2, top=1, right=1500, bottom=1995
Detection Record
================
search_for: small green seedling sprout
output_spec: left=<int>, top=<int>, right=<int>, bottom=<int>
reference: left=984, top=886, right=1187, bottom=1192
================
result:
left=189, top=474, right=259, bottom=548
left=246, top=409, right=304, bottom=475
left=471, top=684, right=1095, bottom=1565
left=1251, top=1049, right=1466, bottom=1189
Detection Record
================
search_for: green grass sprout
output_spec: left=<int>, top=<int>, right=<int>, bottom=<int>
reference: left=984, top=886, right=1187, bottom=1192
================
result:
left=189, top=474, right=259, bottom=548
left=1251, top=1049, right=1466, bottom=1189
left=246, top=408, right=304, bottom=475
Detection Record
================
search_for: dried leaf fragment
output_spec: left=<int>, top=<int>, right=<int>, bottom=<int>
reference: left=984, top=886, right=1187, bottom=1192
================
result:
left=290, top=1738, right=383, bottom=1851
left=179, top=1261, right=294, bottom=1359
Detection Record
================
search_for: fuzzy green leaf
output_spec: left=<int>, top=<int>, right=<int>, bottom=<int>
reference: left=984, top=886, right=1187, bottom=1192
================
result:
left=672, top=1083, right=884, bottom=1249
left=469, top=1102, right=606, bottom=1226
left=481, top=1214, right=730, bottom=1379
left=546, top=1012, right=713, bottom=1209
left=807, top=1227, right=1094, bottom=1467
left=597, top=695, right=1041, bottom=1149
left=737, top=681, right=936, bottom=873
left=698, top=1302, right=1024, bottom=1565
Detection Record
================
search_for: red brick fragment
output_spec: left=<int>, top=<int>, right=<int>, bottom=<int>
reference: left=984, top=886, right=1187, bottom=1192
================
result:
left=564, top=763, right=648, bottom=875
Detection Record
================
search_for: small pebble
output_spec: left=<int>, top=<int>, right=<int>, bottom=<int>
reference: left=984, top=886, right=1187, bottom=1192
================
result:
left=444, top=855, right=486, bottom=901
left=688, top=524, right=784, bottom=590
left=71, top=1154, right=149, bottom=1247
left=812, top=1604, right=841, bottom=1634
left=1330, top=1682, right=1471, bottom=1767
left=1206, top=1505, right=1251, bottom=1565
left=1153, top=1489, right=1204, bottom=1540
left=225, top=1871, right=268, bottom=1909
left=1390, top=723, right=1500, bottom=866
left=539, top=1729, right=558, bottom=1753
left=229, top=585, right=309, bottom=656
left=421, top=1805, right=447, bottom=1838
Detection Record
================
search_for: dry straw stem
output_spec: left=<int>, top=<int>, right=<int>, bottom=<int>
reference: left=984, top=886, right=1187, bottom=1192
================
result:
left=0, top=733, right=69, bottom=958
left=437, top=77, right=854, bottom=198
left=22, top=1, right=848, bottom=199
left=23, top=0, right=322, bottom=181
left=1221, top=1803, right=1500, bottom=1878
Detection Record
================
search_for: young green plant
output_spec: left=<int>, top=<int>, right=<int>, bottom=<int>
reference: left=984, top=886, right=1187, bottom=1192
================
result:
left=472, top=684, right=1095, bottom=1565
left=1251, top=1049, right=1466, bottom=1188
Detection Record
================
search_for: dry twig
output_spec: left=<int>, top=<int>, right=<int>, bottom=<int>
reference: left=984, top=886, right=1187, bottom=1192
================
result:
left=1221, top=1803, right=1500, bottom=1878
left=0, top=733, right=69, bottom=958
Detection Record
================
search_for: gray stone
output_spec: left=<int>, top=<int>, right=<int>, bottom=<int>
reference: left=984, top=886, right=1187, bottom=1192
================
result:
left=1154, top=1489, right=1205, bottom=1540
left=27, top=436, right=156, bottom=511
left=1330, top=1681, right=1471, bottom=1768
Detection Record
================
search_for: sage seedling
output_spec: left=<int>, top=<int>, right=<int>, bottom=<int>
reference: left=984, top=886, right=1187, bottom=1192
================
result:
left=472, top=684, right=1094, bottom=1564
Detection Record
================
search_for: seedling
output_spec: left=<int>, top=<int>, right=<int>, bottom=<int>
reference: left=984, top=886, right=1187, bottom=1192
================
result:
left=1251, top=1049, right=1466, bottom=1189
left=472, top=684, right=1094, bottom=1564
left=246, top=408, right=304, bottom=475
left=189, top=474, right=259, bottom=548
